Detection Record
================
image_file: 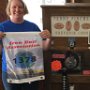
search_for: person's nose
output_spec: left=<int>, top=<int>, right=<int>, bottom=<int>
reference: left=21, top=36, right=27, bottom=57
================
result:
left=16, top=7, right=19, bottom=12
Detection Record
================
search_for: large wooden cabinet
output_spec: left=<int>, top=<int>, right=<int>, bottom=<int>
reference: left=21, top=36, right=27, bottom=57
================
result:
left=42, top=3, right=90, bottom=90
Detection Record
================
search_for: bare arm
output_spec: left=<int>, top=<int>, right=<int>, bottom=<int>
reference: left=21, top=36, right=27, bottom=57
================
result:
left=42, top=38, right=51, bottom=50
left=39, top=29, right=51, bottom=50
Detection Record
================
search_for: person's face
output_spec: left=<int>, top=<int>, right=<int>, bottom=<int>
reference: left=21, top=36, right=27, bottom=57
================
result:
left=10, top=0, right=25, bottom=20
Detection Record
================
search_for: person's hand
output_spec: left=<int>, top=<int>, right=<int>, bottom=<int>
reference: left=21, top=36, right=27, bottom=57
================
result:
left=40, top=29, right=51, bottom=39
left=0, top=32, right=5, bottom=39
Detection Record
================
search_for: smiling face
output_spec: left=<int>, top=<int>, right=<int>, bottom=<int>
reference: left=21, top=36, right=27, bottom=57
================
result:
left=9, top=0, right=25, bottom=23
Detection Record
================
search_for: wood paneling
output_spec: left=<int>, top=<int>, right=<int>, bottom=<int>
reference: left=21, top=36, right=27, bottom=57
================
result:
left=0, top=0, right=8, bottom=90
left=66, top=0, right=81, bottom=3
left=66, top=0, right=90, bottom=3
left=78, top=0, right=90, bottom=3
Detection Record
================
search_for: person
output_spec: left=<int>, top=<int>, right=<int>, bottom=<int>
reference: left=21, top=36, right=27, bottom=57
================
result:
left=0, top=0, right=51, bottom=90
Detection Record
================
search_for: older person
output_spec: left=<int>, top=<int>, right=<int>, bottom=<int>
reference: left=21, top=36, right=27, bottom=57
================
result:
left=0, top=0, right=51, bottom=90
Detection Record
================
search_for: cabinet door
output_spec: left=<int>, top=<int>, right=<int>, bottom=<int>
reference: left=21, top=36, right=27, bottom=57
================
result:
left=74, top=83, right=90, bottom=90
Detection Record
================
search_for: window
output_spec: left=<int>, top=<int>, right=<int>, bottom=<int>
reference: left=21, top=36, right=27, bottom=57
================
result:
left=23, top=0, right=66, bottom=30
left=43, top=0, right=66, bottom=5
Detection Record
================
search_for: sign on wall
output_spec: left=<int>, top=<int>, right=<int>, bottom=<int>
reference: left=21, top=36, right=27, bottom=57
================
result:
left=51, top=16, right=90, bottom=37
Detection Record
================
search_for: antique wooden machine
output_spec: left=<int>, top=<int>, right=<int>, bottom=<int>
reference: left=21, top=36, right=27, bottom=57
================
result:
left=42, top=3, right=90, bottom=90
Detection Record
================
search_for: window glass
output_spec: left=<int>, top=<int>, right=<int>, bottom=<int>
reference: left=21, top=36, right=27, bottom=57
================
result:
left=43, top=0, right=66, bottom=5
left=23, top=0, right=66, bottom=30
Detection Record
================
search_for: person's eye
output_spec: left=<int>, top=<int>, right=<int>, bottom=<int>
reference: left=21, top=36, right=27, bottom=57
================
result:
left=12, top=6, right=16, bottom=9
left=19, top=6, right=23, bottom=9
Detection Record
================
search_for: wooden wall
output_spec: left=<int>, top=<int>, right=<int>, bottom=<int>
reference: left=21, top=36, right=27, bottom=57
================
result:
left=0, top=0, right=8, bottom=90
